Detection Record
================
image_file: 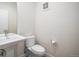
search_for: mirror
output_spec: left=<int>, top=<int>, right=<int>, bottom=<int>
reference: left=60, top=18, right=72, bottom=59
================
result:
left=0, top=2, right=17, bottom=34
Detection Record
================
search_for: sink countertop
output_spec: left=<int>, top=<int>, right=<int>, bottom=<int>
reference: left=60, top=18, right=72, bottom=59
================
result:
left=0, top=33, right=26, bottom=49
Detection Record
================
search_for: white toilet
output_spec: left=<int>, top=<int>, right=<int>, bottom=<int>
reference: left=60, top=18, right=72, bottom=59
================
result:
left=25, top=35, right=46, bottom=56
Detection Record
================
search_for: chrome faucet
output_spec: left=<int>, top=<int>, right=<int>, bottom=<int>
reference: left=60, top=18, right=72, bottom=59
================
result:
left=4, top=30, right=8, bottom=39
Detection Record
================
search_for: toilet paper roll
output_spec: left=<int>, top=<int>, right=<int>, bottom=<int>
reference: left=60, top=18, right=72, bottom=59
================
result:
left=51, top=40, right=57, bottom=47
left=52, top=40, right=56, bottom=44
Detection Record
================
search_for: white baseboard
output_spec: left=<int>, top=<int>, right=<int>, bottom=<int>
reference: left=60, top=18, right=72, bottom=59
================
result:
left=46, top=53, right=79, bottom=57
left=18, top=54, right=25, bottom=57
left=18, top=52, right=54, bottom=57
left=46, top=52, right=55, bottom=57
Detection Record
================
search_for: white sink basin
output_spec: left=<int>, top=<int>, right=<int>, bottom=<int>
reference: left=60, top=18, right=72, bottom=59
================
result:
left=0, top=33, right=26, bottom=49
left=0, top=37, right=10, bottom=42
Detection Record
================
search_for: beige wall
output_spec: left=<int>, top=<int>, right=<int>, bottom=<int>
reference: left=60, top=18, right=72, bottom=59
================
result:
left=35, top=2, right=79, bottom=57
left=0, top=2, right=17, bottom=33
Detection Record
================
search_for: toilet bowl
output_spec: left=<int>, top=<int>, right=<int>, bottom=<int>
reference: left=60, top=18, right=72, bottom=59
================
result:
left=25, top=35, right=46, bottom=56
left=28, top=44, right=45, bottom=56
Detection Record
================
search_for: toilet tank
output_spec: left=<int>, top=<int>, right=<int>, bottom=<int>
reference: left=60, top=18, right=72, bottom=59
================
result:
left=26, top=35, right=35, bottom=48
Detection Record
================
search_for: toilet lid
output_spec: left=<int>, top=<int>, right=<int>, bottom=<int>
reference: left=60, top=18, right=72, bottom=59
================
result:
left=31, top=44, right=45, bottom=52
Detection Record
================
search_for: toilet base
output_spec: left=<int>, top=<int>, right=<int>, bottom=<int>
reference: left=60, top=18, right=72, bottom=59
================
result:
left=25, top=48, right=45, bottom=57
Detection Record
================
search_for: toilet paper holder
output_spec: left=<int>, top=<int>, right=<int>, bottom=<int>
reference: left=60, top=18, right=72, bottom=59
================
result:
left=51, top=40, right=57, bottom=48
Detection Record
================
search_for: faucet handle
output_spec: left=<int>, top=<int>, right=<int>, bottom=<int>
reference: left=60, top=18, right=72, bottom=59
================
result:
left=4, top=29, right=8, bottom=34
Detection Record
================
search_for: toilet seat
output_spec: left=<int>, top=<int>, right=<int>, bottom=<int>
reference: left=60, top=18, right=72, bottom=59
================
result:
left=31, top=44, right=45, bottom=52
left=28, top=44, right=45, bottom=56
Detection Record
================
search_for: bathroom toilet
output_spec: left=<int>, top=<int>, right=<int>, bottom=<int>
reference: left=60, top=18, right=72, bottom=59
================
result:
left=25, top=35, right=46, bottom=56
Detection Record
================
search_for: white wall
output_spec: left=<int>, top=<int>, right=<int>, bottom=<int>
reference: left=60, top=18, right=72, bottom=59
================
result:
left=0, top=2, right=17, bottom=33
left=17, top=2, right=35, bottom=35
left=17, top=2, right=79, bottom=57
left=35, top=2, right=79, bottom=57
left=17, top=2, right=35, bottom=56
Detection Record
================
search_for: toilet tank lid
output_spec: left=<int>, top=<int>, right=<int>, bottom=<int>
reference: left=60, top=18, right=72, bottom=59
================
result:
left=25, top=35, right=35, bottom=39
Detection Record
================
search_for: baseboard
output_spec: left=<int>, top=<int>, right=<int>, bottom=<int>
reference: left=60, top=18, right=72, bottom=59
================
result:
left=46, top=52, right=55, bottom=57
left=46, top=53, right=79, bottom=57
left=18, top=52, right=54, bottom=57
left=18, top=54, right=25, bottom=57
